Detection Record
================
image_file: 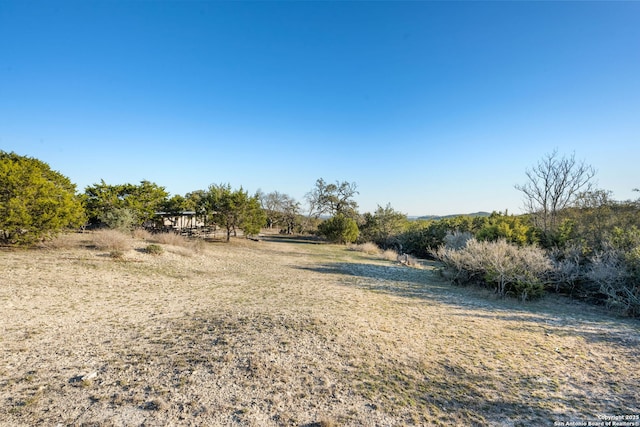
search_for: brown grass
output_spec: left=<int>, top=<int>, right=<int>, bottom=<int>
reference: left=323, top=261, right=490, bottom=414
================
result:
left=148, top=231, right=205, bottom=255
left=148, top=231, right=190, bottom=246
left=0, top=233, right=638, bottom=426
left=381, top=248, right=399, bottom=261
left=131, top=228, right=153, bottom=241
left=348, top=242, right=381, bottom=255
left=91, top=229, right=131, bottom=252
left=38, top=232, right=82, bottom=250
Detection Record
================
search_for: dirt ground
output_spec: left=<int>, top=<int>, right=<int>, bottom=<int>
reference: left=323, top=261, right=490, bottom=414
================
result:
left=1, top=232, right=638, bottom=426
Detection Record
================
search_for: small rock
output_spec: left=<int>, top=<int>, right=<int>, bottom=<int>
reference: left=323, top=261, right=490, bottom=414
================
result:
left=82, top=371, right=98, bottom=381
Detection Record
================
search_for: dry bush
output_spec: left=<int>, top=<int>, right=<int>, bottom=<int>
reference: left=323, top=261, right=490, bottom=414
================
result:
left=547, top=245, right=585, bottom=294
left=436, top=238, right=551, bottom=300
left=588, top=249, right=640, bottom=316
left=91, top=229, right=132, bottom=252
left=349, top=242, right=381, bottom=255
left=443, top=230, right=473, bottom=250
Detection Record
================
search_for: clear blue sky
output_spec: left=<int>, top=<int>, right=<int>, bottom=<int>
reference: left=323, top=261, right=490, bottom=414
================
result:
left=1, top=1, right=638, bottom=216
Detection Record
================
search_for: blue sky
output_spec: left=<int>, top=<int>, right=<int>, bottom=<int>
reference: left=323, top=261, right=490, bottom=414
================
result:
left=1, top=1, right=639, bottom=216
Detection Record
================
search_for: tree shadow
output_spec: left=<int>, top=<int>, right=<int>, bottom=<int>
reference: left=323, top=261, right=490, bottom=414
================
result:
left=295, top=260, right=639, bottom=423
left=297, top=261, right=524, bottom=309
left=295, top=261, right=640, bottom=346
left=356, top=360, right=585, bottom=426
left=261, top=234, right=325, bottom=245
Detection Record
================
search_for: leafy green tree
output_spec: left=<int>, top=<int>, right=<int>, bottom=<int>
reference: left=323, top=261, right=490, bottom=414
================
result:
left=241, top=195, right=266, bottom=237
left=83, top=179, right=121, bottom=224
left=84, top=180, right=168, bottom=229
left=184, top=190, right=209, bottom=226
left=318, top=214, right=359, bottom=244
left=204, top=184, right=266, bottom=241
left=161, top=195, right=189, bottom=216
left=0, top=151, right=85, bottom=244
left=130, top=180, right=169, bottom=224
left=397, top=216, right=475, bottom=258
left=359, top=204, right=408, bottom=248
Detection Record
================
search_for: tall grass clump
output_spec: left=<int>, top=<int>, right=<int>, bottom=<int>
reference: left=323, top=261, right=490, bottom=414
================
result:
left=436, top=238, right=551, bottom=301
left=349, top=242, right=381, bottom=255
left=91, top=229, right=131, bottom=253
left=39, top=233, right=81, bottom=250
left=132, top=228, right=153, bottom=241
left=381, top=249, right=399, bottom=262
left=150, top=232, right=190, bottom=247
left=149, top=231, right=205, bottom=255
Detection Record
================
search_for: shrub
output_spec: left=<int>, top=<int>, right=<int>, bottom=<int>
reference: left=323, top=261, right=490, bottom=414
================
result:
left=547, top=246, right=585, bottom=295
left=318, top=214, right=359, bottom=244
left=475, top=212, right=534, bottom=246
left=398, top=221, right=446, bottom=258
left=145, top=244, right=164, bottom=256
left=588, top=248, right=640, bottom=317
left=436, top=238, right=551, bottom=301
left=99, top=207, right=138, bottom=232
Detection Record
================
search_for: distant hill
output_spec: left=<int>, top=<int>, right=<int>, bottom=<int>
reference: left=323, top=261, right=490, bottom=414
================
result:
left=414, top=211, right=492, bottom=221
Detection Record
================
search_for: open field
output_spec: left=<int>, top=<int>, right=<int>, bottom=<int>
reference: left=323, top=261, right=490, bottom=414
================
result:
left=1, top=232, right=638, bottom=426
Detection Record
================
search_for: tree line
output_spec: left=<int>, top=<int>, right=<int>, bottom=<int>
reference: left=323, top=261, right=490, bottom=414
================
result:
left=83, top=181, right=265, bottom=241
left=1, top=149, right=638, bottom=316
left=0, top=151, right=359, bottom=243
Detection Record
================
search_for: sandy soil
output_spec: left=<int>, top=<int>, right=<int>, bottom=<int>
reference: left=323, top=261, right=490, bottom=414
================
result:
left=0, top=233, right=638, bottom=426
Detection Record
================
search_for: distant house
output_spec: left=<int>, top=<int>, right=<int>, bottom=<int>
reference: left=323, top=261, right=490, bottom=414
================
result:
left=153, top=211, right=205, bottom=231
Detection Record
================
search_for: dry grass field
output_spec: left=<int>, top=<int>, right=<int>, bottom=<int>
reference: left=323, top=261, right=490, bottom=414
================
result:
left=1, top=232, right=638, bottom=426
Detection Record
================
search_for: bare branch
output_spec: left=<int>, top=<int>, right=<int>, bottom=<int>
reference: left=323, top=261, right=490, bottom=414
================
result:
left=515, top=151, right=596, bottom=233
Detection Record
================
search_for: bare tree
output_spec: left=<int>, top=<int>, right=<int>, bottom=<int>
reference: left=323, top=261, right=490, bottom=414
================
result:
left=258, top=190, right=300, bottom=233
left=305, top=178, right=359, bottom=218
left=515, top=150, right=596, bottom=234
